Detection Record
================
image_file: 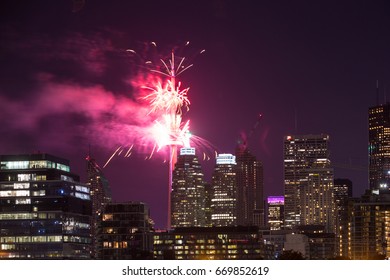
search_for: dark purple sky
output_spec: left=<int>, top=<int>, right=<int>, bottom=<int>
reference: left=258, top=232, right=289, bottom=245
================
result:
left=1, top=0, right=389, bottom=228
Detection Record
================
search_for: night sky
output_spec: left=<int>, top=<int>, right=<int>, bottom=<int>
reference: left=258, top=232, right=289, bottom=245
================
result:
left=1, top=0, right=390, bottom=228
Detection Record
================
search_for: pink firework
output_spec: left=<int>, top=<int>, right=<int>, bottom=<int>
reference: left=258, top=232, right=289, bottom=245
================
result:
left=104, top=42, right=206, bottom=229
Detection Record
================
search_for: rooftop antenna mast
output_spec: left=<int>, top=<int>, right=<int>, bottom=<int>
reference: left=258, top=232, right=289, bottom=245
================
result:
left=376, top=80, right=380, bottom=105
left=294, top=107, right=298, bottom=134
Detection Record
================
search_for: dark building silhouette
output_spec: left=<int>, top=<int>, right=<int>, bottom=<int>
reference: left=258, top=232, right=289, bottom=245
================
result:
left=0, top=153, right=91, bottom=259
left=369, top=103, right=390, bottom=190
left=333, top=178, right=352, bottom=257
left=86, top=155, right=112, bottom=258
left=171, top=147, right=205, bottom=228
left=204, top=182, right=212, bottom=227
left=235, top=145, right=263, bottom=226
left=99, top=202, right=153, bottom=259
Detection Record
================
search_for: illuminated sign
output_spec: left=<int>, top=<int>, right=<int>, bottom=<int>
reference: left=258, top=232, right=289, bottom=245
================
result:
left=180, top=147, right=195, bottom=155
left=267, top=196, right=284, bottom=205
left=216, top=154, right=236, bottom=165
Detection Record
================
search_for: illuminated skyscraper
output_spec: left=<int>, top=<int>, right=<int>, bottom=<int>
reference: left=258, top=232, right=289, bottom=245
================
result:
left=86, top=155, right=112, bottom=259
left=235, top=146, right=264, bottom=226
left=368, top=103, right=390, bottom=190
left=283, top=135, right=335, bottom=233
left=171, top=147, right=205, bottom=228
left=0, top=153, right=91, bottom=259
left=211, top=154, right=237, bottom=226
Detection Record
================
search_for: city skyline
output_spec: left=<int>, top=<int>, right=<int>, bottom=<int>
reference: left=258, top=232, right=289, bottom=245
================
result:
left=1, top=0, right=390, bottom=228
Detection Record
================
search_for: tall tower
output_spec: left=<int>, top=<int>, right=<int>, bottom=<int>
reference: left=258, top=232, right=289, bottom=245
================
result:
left=368, top=103, right=390, bottom=190
left=283, top=134, right=335, bottom=232
left=210, top=153, right=237, bottom=226
left=235, top=146, right=264, bottom=226
left=171, top=147, right=205, bottom=228
left=334, top=178, right=353, bottom=257
left=86, top=155, right=112, bottom=258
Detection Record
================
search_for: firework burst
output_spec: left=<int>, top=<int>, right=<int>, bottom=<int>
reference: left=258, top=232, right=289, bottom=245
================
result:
left=103, top=42, right=210, bottom=228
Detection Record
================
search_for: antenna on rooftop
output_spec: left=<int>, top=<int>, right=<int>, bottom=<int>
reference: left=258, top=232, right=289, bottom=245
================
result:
left=376, top=80, right=380, bottom=105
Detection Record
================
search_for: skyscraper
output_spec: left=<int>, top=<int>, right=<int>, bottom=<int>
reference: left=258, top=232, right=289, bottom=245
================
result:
left=368, top=103, right=390, bottom=190
left=171, top=147, right=205, bottom=228
left=333, top=178, right=352, bottom=257
left=0, top=153, right=92, bottom=259
left=283, top=134, right=335, bottom=232
left=235, top=146, right=263, bottom=226
left=210, top=153, right=237, bottom=226
left=86, top=155, right=112, bottom=259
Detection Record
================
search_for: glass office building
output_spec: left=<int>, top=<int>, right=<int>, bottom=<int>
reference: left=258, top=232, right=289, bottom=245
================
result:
left=0, top=153, right=92, bottom=259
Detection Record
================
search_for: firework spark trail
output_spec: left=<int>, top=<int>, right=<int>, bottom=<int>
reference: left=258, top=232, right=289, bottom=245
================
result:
left=104, top=43, right=201, bottom=165
left=104, top=42, right=213, bottom=228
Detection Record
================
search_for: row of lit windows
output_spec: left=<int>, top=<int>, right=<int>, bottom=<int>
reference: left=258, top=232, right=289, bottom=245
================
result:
left=103, top=241, right=128, bottom=248
left=16, top=174, right=47, bottom=182
left=0, top=235, right=63, bottom=244
left=0, top=212, right=58, bottom=220
left=0, top=160, right=70, bottom=172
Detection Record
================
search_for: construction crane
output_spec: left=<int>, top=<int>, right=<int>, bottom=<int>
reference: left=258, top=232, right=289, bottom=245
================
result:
left=237, top=113, right=263, bottom=153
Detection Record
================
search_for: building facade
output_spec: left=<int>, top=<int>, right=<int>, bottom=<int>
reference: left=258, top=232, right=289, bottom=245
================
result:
left=235, top=147, right=263, bottom=226
left=154, top=226, right=270, bottom=260
left=171, top=148, right=205, bottom=228
left=369, top=103, right=390, bottom=190
left=99, top=202, right=153, bottom=259
left=86, top=155, right=112, bottom=258
left=283, top=134, right=335, bottom=232
left=266, top=196, right=284, bottom=230
left=0, top=153, right=91, bottom=259
left=333, top=178, right=352, bottom=257
left=210, top=154, right=237, bottom=226
left=348, top=188, right=390, bottom=260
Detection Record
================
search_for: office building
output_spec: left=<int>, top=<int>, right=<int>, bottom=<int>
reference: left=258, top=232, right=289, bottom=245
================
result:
left=86, top=155, right=112, bottom=258
left=171, top=147, right=205, bottom=228
left=283, top=134, right=335, bottom=233
left=266, top=196, right=284, bottom=230
left=296, top=225, right=336, bottom=260
left=368, top=103, right=390, bottom=190
left=204, top=183, right=212, bottom=227
left=333, top=178, right=352, bottom=257
left=99, top=202, right=153, bottom=259
left=0, top=153, right=91, bottom=259
left=154, top=226, right=268, bottom=260
left=235, top=146, right=263, bottom=226
left=210, top=153, right=237, bottom=226
left=348, top=188, right=390, bottom=260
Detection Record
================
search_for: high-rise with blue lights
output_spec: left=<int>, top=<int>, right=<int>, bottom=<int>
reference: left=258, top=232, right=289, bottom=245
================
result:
left=0, top=153, right=92, bottom=259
